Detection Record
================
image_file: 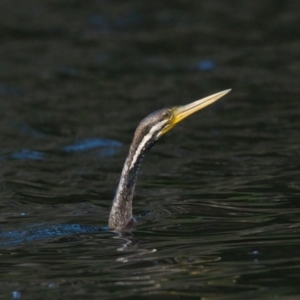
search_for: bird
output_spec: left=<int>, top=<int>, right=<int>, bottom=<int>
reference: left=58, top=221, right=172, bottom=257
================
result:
left=108, top=89, right=231, bottom=231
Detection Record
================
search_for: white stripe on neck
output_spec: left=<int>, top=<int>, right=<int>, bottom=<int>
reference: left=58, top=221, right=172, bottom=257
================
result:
left=128, top=120, right=165, bottom=171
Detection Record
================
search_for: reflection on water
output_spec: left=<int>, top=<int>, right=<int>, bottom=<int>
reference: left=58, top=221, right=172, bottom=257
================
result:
left=0, top=0, right=300, bottom=299
left=0, top=138, right=122, bottom=162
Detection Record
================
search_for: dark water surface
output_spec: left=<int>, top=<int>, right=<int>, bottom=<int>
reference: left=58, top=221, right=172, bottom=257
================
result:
left=0, top=1, right=300, bottom=299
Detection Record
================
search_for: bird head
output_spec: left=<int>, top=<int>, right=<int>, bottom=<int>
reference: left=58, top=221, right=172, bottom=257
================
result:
left=133, top=89, right=231, bottom=147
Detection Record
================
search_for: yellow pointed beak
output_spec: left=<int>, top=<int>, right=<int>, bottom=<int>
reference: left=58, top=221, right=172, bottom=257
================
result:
left=161, top=89, right=231, bottom=135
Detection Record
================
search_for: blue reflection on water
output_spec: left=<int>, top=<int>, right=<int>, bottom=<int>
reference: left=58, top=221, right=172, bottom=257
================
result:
left=62, top=138, right=122, bottom=153
left=12, top=291, right=21, bottom=299
left=0, top=224, right=109, bottom=247
left=1, top=138, right=122, bottom=161
left=191, top=60, right=216, bottom=71
left=10, top=149, right=46, bottom=160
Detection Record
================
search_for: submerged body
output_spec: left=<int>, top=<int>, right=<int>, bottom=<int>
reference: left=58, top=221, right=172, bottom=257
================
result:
left=109, top=90, right=231, bottom=231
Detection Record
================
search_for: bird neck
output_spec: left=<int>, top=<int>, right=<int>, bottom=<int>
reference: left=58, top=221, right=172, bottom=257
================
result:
left=108, top=141, right=151, bottom=231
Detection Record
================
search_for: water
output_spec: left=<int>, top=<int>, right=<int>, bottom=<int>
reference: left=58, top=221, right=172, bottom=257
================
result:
left=0, top=0, right=300, bottom=299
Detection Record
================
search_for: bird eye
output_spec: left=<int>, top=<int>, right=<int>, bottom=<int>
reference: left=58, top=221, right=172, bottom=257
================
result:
left=163, top=109, right=172, bottom=119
